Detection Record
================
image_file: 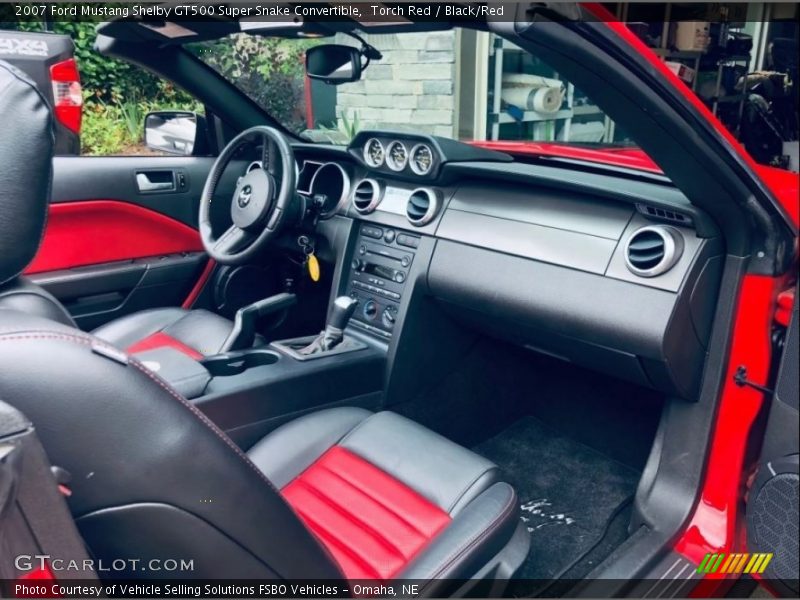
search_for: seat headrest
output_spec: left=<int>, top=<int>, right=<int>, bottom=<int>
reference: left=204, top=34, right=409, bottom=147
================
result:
left=0, top=60, right=54, bottom=285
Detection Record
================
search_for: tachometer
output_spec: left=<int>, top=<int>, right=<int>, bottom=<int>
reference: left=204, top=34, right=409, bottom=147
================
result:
left=363, top=138, right=384, bottom=168
left=386, top=141, right=408, bottom=172
left=409, top=143, right=434, bottom=175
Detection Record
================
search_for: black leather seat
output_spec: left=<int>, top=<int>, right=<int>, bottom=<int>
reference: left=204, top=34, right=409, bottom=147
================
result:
left=0, top=310, right=528, bottom=588
left=0, top=59, right=529, bottom=589
left=0, top=60, right=234, bottom=359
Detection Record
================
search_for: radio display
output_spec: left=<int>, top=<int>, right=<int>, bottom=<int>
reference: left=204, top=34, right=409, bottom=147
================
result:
left=364, top=263, right=396, bottom=280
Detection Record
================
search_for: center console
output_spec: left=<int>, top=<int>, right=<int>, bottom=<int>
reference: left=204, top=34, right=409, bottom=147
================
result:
left=345, top=224, right=421, bottom=340
left=125, top=222, right=419, bottom=448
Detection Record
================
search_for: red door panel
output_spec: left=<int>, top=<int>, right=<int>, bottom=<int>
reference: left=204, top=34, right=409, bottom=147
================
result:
left=25, top=200, right=203, bottom=275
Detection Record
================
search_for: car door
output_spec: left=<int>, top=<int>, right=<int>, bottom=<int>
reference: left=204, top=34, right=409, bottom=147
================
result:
left=28, top=155, right=217, bottom=330
left=744, top=285, right=799, bottom=597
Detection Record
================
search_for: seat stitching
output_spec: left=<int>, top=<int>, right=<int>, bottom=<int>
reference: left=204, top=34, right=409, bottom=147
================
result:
left=291, top=478, right=410, bottom=559
left=417, top=485, right=517, bottom=586
left=287, top=504, right=385, bottom=580
left=446, top=466, right=499, bottom=514
left=318, top=463, right=428, bottom=536
left=0, top=330, right=282, bottom=496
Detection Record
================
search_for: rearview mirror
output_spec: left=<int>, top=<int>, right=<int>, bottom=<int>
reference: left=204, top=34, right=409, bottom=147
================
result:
left=144, top=111, right=198, bottom=156
left=306, top=45, right=362, bottom=84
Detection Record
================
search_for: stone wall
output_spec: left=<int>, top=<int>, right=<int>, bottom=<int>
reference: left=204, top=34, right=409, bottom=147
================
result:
left=334, top=31, right=457, bottom=138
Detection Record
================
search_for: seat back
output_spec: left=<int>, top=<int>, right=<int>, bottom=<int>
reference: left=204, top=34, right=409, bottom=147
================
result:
left=0, top=61, right=77, bottom=325
left=0, top=310, right=343, bottom=579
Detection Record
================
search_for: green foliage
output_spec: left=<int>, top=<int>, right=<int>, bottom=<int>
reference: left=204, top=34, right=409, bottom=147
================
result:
left=319, top=112, right=361, bottom=143
left=4, top=20, right=201, bottom=154
left=189, top=34, right=318, bottom=132
left=118, top=94, right=144, bottom=142
left=80, top=100, right=129, bottom=155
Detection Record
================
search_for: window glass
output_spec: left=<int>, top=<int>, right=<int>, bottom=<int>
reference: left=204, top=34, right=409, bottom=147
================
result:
left=190, top=31, right=631, bottom=147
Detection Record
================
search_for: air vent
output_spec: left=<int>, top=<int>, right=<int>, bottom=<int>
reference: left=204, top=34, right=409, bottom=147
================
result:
left=624, top=226, right=684, bottom=277
left=352, top=179, right=382, bottom=214
left=636, top=203, right=692, bottom=226
left=406, top=188, right=441, bottom=226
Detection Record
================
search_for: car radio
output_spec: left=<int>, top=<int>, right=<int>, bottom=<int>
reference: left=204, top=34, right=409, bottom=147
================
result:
left=346, top=225, right=420, bottom=339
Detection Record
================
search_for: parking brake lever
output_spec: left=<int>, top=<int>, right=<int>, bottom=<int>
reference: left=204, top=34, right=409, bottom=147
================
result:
left=220, top=293, right=297, bottom=353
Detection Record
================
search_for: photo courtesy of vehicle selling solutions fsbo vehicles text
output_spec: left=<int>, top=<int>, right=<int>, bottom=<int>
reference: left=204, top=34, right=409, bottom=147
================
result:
left=0, top=1, right=797, bottom=600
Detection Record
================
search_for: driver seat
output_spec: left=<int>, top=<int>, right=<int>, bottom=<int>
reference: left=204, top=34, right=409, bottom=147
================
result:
left=0, top=61, right=236, bottom=358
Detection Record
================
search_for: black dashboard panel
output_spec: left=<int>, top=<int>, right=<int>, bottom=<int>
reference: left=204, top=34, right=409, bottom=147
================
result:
left=297, top=138, right=722, bottom=401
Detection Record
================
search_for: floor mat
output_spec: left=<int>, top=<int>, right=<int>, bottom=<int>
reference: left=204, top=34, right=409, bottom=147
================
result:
left=473, top=417, right=641, bottom=594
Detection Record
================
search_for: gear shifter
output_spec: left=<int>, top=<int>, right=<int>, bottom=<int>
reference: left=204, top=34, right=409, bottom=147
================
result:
left=299, top=296, right=358, bottom=355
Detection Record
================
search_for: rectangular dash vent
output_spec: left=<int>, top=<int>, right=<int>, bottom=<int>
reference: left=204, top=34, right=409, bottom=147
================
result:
left=636, top=203, right=692, bottom=227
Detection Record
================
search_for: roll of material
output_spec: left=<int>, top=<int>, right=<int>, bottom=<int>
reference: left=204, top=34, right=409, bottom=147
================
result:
left=560, top=121, right=606, bottom=143
left=502, top=74, right=561, bottom=88
left=501, top=74, right=564, bottom=114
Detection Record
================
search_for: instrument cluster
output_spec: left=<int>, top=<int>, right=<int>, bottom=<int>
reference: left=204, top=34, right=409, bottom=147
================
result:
left=361, top=137, right=436, bottom=177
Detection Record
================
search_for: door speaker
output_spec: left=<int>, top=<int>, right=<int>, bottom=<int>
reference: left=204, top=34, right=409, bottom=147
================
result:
left=746, top=454, right=799, bottom=595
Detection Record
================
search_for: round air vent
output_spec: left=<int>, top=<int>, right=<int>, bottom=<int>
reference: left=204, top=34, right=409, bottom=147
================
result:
left=406, top=188, right=441, bottom=226
left=352, top=179, right=382, bottom=214
left=624, top=226, right=684, bottom=277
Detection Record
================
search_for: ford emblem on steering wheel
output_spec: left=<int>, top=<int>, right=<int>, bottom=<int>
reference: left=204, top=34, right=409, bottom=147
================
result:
left=237, top=185, right=253, bottom=208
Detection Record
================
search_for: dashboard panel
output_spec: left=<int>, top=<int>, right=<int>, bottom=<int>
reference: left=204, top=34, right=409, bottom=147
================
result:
left=293, top=134, right=723, bottom=400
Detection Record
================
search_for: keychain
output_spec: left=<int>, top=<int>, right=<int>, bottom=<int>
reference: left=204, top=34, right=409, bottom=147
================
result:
left=298, top=235, right=320, bottom=282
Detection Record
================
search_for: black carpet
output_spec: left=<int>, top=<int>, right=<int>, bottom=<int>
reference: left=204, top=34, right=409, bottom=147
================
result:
left=473, top=417, right=642, bottom=595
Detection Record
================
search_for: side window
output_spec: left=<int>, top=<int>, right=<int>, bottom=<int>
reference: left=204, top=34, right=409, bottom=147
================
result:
left=67, top=22, right=203, bottom=157
left=1, top=22, right=203, bottom=156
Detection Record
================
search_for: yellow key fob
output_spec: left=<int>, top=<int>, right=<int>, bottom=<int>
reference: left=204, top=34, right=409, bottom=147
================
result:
left=307, top=253, right=321, bottom=282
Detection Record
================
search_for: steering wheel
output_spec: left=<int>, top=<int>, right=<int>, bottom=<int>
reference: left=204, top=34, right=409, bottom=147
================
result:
left=199, top=126, right=296, bottom=264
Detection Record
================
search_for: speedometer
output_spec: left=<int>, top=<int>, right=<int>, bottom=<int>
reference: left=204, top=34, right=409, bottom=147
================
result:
left=363, top=138, right=384, bottom=168
left=386, top=141, right=408, bottom=172
left=409, top=143, right=434, bottom=175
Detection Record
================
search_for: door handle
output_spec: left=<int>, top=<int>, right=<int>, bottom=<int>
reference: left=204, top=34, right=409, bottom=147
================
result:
left=136, top=171, right=176, bottom=193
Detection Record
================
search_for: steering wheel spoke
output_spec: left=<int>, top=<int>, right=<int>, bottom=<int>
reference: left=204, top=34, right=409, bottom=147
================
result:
left=262, top=135, right=279, bottom=177
left=199, top=126, right=296, bottom=265
left=213, top=225, right=254, bottom=255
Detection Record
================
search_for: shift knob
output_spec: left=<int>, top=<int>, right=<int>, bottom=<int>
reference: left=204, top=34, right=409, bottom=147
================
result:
left=328, top=296, right=358, bottom=331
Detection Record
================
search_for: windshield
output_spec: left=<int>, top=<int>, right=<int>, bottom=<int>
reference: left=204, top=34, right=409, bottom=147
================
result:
left=190, top=30, right=632, bottom=147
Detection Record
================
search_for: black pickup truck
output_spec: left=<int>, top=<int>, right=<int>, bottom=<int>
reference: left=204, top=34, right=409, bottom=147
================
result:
left=0, top=29, right=81, bottom=154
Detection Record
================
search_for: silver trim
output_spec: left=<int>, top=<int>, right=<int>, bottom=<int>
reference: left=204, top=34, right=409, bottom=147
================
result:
left=352, top=178, right=383, bottom=214
left=406, top=187, right=441, bottom=226
left=363, top=138, right=385, bottom=168
left=385, top=140, right=408, bottom=172
left=624, top=225, right=684, bottom=278
left=246, top=161, right=263, bottom=173
left=409, top=143, right=434, bottom=176
left=308, top=161, right=351, bottom=219
left=297, top=159, right=324, bottom=194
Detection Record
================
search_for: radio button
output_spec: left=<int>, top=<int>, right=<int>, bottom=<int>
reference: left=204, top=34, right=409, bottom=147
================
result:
left=397, top=234, right=420, bottom=248
left=384, top=229, right=396, bottom=243
left=362, top=226, right=383, bottom=239
left=394, top=272, right=406, bottom=284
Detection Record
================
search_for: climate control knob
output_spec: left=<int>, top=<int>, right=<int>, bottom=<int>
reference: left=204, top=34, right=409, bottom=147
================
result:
left=363, top=299, right=378, bottom=320
left=382, top=305, right=398, bottom=328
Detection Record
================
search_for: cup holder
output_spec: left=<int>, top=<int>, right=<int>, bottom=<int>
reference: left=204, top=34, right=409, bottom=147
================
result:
left=202, top=349, right=280, bottom=377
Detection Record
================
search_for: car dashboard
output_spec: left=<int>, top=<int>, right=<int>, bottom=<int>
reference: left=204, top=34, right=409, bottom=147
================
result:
left=292, top=131, right=723, bottom=401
